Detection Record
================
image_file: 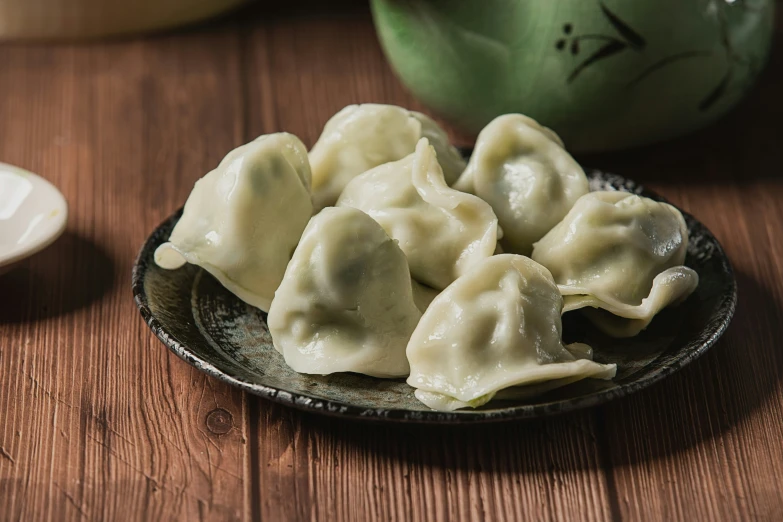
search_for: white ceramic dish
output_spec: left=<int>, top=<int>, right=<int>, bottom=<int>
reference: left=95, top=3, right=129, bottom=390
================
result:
left=0, top=162, right=68, bottom=275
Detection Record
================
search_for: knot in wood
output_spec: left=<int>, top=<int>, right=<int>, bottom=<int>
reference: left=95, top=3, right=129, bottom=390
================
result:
left=206, top=408, right=233, bottom=435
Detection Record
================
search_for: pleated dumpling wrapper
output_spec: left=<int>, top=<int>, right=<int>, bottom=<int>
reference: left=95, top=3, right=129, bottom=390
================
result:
left=407, top=254, right=617, bottom=411
left=454, top=114, right=589, bottom=255
left=267, top=207, right=422, bottom=378
left=154, top=132, right=312, bottom=313
left=309, top=104, right=466, bottom=210
left=338, top=138, right=500, bottom=290
left=531, top=191, right=699, bottom=338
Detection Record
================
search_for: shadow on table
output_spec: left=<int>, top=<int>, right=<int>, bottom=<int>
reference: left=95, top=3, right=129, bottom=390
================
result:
left=56, top=0, right=373, bottom=44
left=258, top=269, right=781, bottom=475
left=0, top=232, right=115, bottom=324
left=592, top=268, right=783, bottom=466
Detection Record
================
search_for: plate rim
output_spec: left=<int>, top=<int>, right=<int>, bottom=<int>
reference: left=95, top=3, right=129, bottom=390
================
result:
left=131, top=171, right=737, bottom=424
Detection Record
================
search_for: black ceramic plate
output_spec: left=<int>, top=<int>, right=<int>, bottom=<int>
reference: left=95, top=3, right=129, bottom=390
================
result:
left=132, top=170, right=736, bottom=423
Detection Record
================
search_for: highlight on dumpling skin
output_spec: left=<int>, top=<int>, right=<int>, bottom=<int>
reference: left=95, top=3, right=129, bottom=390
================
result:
left=453, top=114, right=589, bottom=255
left=337, top=138, right=500, bottom=290
left=308, top=104, right=466, bottom=210
left=154, top=132, right=312, bottom=313
left=531, top=191, right=699, bottom=337
left=406, top=254, right=617, bottom=411
left=267, top=207, right=422, bottom=378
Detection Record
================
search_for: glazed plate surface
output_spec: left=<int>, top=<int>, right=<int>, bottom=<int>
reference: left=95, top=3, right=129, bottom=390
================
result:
left=132, top=170, right=736, bottom=423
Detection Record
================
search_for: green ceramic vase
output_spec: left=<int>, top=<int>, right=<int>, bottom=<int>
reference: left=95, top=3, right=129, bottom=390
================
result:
left=371, top=0, right=775, bottom=152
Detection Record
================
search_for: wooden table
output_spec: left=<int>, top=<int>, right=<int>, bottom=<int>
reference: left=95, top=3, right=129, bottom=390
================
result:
left=1, top=3, right=782, bottom=521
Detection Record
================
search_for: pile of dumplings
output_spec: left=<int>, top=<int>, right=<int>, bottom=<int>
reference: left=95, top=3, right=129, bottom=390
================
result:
left=155, top=104, right=699, bottom=412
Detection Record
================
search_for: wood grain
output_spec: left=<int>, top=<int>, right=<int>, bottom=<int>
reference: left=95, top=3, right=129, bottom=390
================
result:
left=1, top=2, right=783, bottom=521
left=0, top=29, right=251, bottom=521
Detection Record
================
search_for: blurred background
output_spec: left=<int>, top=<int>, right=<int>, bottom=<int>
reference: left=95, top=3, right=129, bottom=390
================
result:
left=0, top=0, right=776, bottom=152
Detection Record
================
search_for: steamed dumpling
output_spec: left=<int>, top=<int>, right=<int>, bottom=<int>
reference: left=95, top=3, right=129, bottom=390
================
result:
left=338, top=138, right=500, bottom=290
left=531, top=191, right=699, bottom=337
left=309, top=104, right=466, bottom=209
left=568, top=267, right=699, bottom=337
left=267, top=207, right=422, bottom=378
left=406, top=255, right=617, bottom=411
left=454, top=114, right=589, bottom=255
left=154, top=133, right=312, bottom=312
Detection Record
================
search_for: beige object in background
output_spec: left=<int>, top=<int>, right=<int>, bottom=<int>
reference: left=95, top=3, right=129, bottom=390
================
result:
left=0, top=0, right=248, bottom=40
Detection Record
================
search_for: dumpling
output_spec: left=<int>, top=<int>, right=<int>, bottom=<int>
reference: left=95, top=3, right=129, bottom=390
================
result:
left=267, top=207, right=422, bottom=378
left=531, top=191, right=699, bottom=337
left=567, top=267, right=699, bottom=337
left=337, top=138, right=500, bottom=290
left=454, top=114, right=589, bottom=255
left=406, top=254, right=617, bottom=411
left=154, top=133, right=312, bottom=312
left=309, top=104, right=466, bottom=209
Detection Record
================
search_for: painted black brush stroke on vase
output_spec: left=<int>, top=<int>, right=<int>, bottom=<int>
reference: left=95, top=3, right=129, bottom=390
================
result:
left=555, top=0, right=764, bottom=112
